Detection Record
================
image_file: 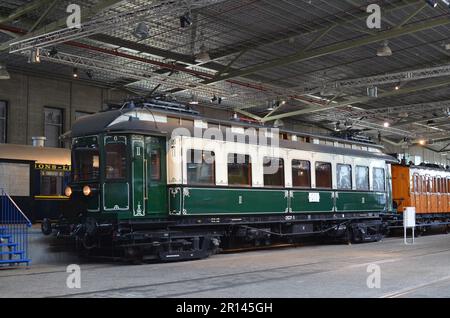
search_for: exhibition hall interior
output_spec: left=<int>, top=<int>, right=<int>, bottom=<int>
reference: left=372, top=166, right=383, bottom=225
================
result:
left=0, top=0, right=450, bottom=301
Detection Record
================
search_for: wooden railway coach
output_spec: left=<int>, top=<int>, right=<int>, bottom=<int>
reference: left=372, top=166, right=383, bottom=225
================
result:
left=391, top=163, right=450, bottom=232
left=43, top=100, right=397, bottom=261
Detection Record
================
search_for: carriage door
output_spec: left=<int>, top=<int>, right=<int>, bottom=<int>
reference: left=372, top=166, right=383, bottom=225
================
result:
left=144, top=136, right=167, bottom=217
left=132, top=136, right=146, bottom=217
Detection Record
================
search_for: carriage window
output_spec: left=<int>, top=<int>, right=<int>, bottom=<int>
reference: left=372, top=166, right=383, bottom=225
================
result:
left=337, top=164, right=352, bottom=190
left=187, top=149, right=215, bottom=185
left=263, top=157, right=284, bottom=187
left=423, top=176, right=428, bottom=193
left=105, top=141, right=127, bottom=180
left=356, top=166, right=369, bottom=190
left=426, top=176, right=432, bottom=193
left=315, top=162, right=332, bottom=189
left=373, top=168, right=385, bottom=191
left=413, top=175, right=419, bottom=193
left=228, top=154, right=251, bottom=186
left=150, top=149, right=161, bottom=181
left=292, top=160, right=311, bottom=188
left=40, top=171, right=67, bottom=196
left=44, top=107, right=63, bottom=148
left=73, top=148, right=99, bottom=182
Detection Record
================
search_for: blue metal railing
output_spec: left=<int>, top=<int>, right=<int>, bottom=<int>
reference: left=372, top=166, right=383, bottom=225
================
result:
left=0, top=188, right=32, bottom=267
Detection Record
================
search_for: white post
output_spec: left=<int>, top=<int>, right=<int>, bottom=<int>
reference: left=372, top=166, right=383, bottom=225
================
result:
left=404, top=207, right=416, bottom=245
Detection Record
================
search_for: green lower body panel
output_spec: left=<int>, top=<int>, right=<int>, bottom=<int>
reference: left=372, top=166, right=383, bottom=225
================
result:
left=170, top=187, right=288, bottom=215
left=291, top=190, right=334, bottom=213
left=103, top=182, right=130, bottom=212
left=335, top=192, right=386, bottom=212
left=168, top=186, right=387, bottom=216
left=86, top=194, right=100, bottom=212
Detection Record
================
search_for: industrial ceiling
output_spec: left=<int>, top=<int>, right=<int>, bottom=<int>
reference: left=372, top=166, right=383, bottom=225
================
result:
left=1, top=0, right=450, bottom=154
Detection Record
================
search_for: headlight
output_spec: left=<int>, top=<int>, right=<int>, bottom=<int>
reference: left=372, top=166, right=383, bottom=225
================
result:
left=83, top=185, right=92, bottom=197
left=64, top=186, right=72, bottom=197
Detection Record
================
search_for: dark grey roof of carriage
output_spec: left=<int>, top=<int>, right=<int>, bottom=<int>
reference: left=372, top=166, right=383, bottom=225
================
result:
left=68, top=108, right=396, bottom=163
left=71, top=110, right=123, bottom=137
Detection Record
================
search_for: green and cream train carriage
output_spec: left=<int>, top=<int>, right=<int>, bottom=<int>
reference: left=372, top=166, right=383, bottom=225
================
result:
left=43, top=100, right=397, bottom=261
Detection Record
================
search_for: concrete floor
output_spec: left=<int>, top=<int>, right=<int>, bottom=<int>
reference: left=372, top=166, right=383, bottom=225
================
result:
left=1, top=232, right=450, bottom=298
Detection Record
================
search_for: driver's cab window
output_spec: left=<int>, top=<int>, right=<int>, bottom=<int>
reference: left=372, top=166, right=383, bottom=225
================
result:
left=105, top=136, right=127, bottom=180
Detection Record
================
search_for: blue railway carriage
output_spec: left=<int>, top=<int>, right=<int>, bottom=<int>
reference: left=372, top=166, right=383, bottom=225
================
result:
left=43, top=100, right=397, bottom=262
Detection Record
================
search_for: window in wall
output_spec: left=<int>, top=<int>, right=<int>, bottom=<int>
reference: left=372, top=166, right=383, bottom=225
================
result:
left=373, top=168, right=386, bottom=191
left=337, top=164, right=352, bottom=190
left=315, top=162, right=332, bottom=189
left=0, top=101, right=6, bottom=143
left=263, top=157, right=284, bottom=187
left=105, top=138, right=127, bottom=180
left=292, top=160, right=311, bottom=188
left=356, top=166, right=370, bottom=191
left=44, top=107, right=63, bottom=148
left=75, top=111, right=92, bottom=121
left=186, top=149, right=215, bottom=185
left=228, top=154, right=252, bottom=186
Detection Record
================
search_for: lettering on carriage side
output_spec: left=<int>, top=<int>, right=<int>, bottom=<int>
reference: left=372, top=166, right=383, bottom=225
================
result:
left=366, top=264, right=381, bottom=289
left=66, top=264, right=81, bottom=289
left=34, top=163, right=71, bottom=171
left=66, top=4, right=81, bottom=29
left=366, top=4, right=381, bottom=29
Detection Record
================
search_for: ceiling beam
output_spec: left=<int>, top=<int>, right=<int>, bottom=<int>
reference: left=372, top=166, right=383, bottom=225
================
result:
left=205, top=16, right=450, bottom=85
left=392, top=116, right=450, bottom=128
left=261, top=78, right=450, bottom=122
left=204, top=0, right=423, bottom=62
left=87, top=34, right=280, bottom=85
left=0, top=0, right=54, bottom=25
left=0, top=0, right=126, bottom=51
left=234, top=108, right=262, bottom=121
left=317, top=98, right=450, bottom=122
left=89, top=34, right=198, bottom=64
left=28, top=0, right=58, bottom=33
